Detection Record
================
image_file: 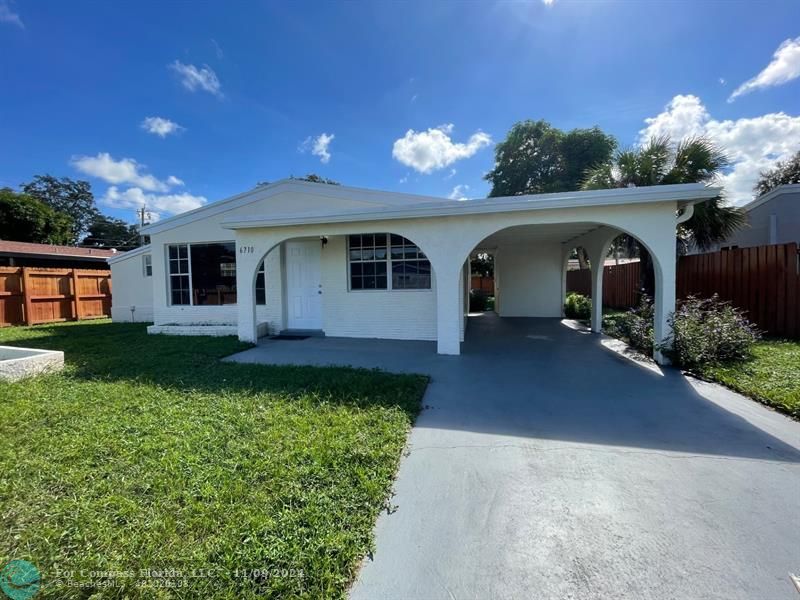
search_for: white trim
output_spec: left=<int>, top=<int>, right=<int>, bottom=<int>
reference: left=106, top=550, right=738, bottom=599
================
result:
left=107, top=244, right=151, bottom=265
left=739, top=183, right=800, bottom=212
left=221, top=184, right=721, bottom=230
left=140, top=179, right=456, bottom=236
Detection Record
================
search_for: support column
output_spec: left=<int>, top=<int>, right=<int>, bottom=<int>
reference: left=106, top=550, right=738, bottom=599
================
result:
left=436, top=266, right=462, bottom=355
left=587, top=245, right=606, bottom=333
left=652, top=236, right=677, bottom=366
left=237, top=264, right=257, bottom=343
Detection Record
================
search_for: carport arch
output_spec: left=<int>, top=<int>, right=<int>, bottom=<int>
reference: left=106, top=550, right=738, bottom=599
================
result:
left=429, top=214, right=676, bottom=363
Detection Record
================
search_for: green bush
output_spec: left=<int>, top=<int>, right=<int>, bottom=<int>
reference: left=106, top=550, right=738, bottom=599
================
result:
left=661, top=295, right=759, bottom=368
left=603, top=296, right=654, bottom=354
left=469, top=289, right=489, bottom=312
left=564, top=292, right=591, bottom=320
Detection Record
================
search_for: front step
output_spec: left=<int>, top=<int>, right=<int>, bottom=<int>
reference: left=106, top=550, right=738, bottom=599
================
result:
left=278, top=329, right=325, bottom=338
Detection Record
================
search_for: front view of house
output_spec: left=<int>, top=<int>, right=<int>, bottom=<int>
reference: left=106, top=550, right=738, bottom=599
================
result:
left=109, top=179, right=719, bottom=363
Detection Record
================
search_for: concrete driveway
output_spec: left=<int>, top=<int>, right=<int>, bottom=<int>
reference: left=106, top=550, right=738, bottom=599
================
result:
left=227, top=314, right=800, bottom=600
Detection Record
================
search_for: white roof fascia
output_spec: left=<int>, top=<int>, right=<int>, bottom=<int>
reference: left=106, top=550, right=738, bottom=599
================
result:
left=140, top=179, right=455, bottom=236
left=739, top=183, right=800, bottom=213
left=107, top=244, right=152, bottom=265
left=221, top=183, right=721, bottom=230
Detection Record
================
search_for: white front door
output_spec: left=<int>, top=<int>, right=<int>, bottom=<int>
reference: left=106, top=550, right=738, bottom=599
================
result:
left=285, top=240, right=322, bottom=330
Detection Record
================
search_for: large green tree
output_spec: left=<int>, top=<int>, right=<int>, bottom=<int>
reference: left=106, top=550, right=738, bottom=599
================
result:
left=0, top=188, right=74, bottom=245
left=484, top=120, right=617, bottom=197
left=21, top=175, right=98, bottom=244
left=582, top=136, right=745, bottom=294
left=83, top=215, right=142, bottom=250
left=753, top=150, right=800, bottom=197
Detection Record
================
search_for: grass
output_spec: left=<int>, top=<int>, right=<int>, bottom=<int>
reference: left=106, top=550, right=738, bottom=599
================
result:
left=696, top=340, right=800, bottom=419
left=0, top=320, right=427, bottom=599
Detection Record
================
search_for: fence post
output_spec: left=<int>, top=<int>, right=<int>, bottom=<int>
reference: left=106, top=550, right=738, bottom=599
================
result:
left=21, top=267, right=33, bottom=325
left=71, top=269, right=82, bottom=321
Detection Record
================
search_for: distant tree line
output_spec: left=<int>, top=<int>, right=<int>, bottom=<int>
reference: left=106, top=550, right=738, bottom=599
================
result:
left=0, top=175, right=142, bottom=250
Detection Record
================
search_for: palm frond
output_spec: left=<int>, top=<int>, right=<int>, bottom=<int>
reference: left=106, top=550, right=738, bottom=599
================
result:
left=680, top=197, right=745, bottom=251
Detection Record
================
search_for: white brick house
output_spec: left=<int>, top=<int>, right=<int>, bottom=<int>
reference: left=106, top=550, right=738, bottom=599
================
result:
left=108, top=179, right=719, bottom=363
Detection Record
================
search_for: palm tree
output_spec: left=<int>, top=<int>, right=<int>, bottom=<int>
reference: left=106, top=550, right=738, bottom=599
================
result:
left=582, top=135, right=744, bottom=295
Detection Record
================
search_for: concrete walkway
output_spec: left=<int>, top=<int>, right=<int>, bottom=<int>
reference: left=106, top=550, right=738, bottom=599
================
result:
left=226, top=314, right=800, bottom=600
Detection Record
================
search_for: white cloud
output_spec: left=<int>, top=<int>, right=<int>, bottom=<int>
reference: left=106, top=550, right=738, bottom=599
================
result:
left=169, top=61, right=222, bottom=97
left=392, top=124, right=492, bottom=174
left=101, top=186, right=207, bottom=220
left=141, top=116, right=184, bottom=138
left=448, top=184, right=470, bottom=201
left=542, top=0, right=555, bottom=5
left=300, top=133, right=335, bottom=164
left=0, top=2, right=23, bottom=28
left=444, top=168, right=457, bottom=180
left=718, top=77, right=726, bottom=85
left=71, top=152, right=182, bottom=193
left=639, top=94, right=800, bottom=204
left=729, top=37, right=800, bottom=102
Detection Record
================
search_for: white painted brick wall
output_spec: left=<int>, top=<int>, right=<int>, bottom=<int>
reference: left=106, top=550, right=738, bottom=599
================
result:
left=321, top=235, right=437, bottom=340
left=110, top=251, right=154, bottom=322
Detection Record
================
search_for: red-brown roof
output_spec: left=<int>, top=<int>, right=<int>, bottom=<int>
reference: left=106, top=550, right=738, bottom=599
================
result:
left=0, top=240, right=117, bottom=259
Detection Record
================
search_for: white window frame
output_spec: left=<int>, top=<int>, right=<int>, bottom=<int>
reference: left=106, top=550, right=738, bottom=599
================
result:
left=142, top=254, right=152, bottom=277
left=167, top=244, right=192, bottom=306
left=347, top=233, right=432, bottom=292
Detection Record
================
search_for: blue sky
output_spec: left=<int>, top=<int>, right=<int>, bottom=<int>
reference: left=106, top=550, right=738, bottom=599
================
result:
left=1, top=1, right=799, bottom=223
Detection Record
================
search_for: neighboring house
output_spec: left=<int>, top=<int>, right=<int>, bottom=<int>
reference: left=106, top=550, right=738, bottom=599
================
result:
left=108, top=179, right=718, bottom=363
left=689, top=184, right=800, bottom=253
left=726, top=184, right=800, bottom=249
left=0, top=240, right=116, bottom=269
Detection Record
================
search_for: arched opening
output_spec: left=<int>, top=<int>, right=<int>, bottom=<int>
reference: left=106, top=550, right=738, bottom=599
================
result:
left=446, top=220, right=671, bottom=362
left=238, top=230, right=438, bottom=343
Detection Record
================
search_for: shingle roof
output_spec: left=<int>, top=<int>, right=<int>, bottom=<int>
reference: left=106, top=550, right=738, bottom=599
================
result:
left=0, top=240, right=117, bottom=259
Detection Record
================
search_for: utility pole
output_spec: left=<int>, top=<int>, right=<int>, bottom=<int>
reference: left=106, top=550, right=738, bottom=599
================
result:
left=137, top=204, right=151, bottom=246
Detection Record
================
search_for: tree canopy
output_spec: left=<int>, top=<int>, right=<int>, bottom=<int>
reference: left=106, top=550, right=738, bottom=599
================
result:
left=21, top=175, right=98, bottom=244
left=83, top=215, right=142, bottom=250
left=753, top=151, right=800, bottom=197
left=583, top=135, right=744, bottom=252
left=484, top=120, right=617, bottom=197
left=0, top=188, right=74, bottom=245
left=582, top=136, right=744, bottom=295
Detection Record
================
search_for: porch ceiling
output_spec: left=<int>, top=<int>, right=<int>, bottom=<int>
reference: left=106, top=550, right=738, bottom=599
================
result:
left=474, top=222, right=604, bottom=250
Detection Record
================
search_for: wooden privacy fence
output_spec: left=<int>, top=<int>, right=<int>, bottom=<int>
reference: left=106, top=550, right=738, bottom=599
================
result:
left=471, top=275, right=495, bottom=295
left=566, top=242, right=800, bottom=338
left=0, top=267, right=112, bottom=327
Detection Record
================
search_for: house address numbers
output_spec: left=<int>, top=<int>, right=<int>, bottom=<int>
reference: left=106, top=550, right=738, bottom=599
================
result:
left=238, top=245, right=255, bottom=254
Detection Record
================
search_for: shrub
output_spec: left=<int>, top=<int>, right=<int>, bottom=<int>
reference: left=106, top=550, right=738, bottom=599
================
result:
left=603, top=296, right=654, bottom=354
left=564, top=292, right=591, bottom=320
left=661, top=295, right=759, bottom=368
left=469, top=289, right=489, bottom=312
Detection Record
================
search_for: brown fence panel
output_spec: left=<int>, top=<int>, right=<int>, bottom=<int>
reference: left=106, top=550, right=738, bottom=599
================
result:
left=565, top=269, right=591, bottom=297
left=566, top=243, right=800, bottom=338
left=0, top=267, right=24, bottom=326
left=0, top=267, right=112, bottom=327
left=470, top=276, right=495, bottom=295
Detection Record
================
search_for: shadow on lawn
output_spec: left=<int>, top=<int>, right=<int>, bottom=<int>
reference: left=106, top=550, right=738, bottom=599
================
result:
left=0, top=321, right=426, bottom=417
left=5, top=319, right=799, bottom=465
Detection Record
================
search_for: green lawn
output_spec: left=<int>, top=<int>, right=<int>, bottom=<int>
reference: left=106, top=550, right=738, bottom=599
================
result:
left=0, top=320, right=427, bottom=599
left=697, top=340, right=800, bottom=419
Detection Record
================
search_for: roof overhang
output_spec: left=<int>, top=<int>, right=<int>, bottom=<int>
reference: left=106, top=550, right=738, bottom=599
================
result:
left=221, top=183, right=721, bottom=230
left=107, top=244, right=151, bottom=265
left=739, top=183, right=800, bottom=212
